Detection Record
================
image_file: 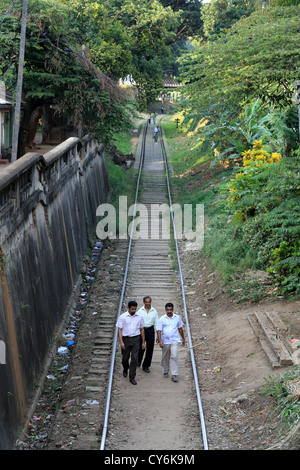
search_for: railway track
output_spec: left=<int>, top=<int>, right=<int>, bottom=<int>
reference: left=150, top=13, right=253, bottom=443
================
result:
left=99, top=121, right=209, bottom=451
left=16, top=117, right=290, bottom=453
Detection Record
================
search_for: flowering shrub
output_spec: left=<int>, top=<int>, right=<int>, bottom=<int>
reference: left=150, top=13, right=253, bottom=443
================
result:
left=242, top=140, right=281, bottom=167
left=222, top=142, right=300, bottom=297
left=226, top=141, right=282, bottom=220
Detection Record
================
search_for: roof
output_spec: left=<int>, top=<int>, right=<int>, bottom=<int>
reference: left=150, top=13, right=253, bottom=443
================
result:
left=0, top=103, right=13, bottom=110
left=163, top=78, right=180, bottom=88
left=0, top=81, right=13, bottom=107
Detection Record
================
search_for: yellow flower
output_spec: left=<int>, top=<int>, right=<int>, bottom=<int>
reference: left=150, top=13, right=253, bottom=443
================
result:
left=242, top=141, right=281, bottom=167
left=270, top=152, right=281, bottom=163
left=252, top=140, right=263, bottom=149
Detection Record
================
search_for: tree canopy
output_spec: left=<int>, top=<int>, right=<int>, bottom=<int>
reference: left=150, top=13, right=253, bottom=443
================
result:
left=181, top=6, right=300, bottom=115
left=59, top=0, right=180, bottom=108
left=159, top=0, right=203, bottom=40
left=200, top=0, right=256, bottom=39
left=0, top=0, right=192, bottom=154
left=0, top=0, right=132, bottom=153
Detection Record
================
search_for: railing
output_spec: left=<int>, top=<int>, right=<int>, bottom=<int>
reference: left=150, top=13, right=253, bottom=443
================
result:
left=0, top=136, right=102, bottom=244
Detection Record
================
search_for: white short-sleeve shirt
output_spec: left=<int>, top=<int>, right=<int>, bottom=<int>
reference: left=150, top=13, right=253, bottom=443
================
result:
left=157, top=313, right=183, bottom=344
left=117, top=311, right=144, bottom=337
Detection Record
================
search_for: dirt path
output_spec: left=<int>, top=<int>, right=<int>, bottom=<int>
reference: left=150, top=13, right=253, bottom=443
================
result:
left=105, top=344, right=201, bottom=450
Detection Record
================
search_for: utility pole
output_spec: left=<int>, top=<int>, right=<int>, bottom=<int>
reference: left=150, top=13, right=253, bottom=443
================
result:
left=11, top=0, right=28, bottom=162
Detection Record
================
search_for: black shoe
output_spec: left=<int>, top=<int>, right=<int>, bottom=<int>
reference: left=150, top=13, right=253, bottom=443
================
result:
left=123, top=370, right=128, bottom=377
left=129, top=378, right=137, bottom=385
left=143, top=367, right=150, bottom=373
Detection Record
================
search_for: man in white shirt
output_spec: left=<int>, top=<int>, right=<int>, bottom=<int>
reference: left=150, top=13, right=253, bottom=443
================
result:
left=137, top=296, right=159, bottom=373
left=157, top=302, right=185, bottom=383
left=117, top=300, right=145, bottom=385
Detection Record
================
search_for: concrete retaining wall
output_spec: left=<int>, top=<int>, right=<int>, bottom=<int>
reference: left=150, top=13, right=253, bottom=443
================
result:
left=0, top=136, right=109, bottom=449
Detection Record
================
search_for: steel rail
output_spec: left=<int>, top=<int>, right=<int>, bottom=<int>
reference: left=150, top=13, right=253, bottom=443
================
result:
left=99, top=121, right=148, bottom=450
left=159, top=128, right=209, bottom=450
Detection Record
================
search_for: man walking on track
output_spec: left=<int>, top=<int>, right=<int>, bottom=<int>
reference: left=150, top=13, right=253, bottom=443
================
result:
left=137, top=296, right=159, bottom=373
left=157, top=303, right=185, bottom=383
left=117, top=300, right=145, bottom=385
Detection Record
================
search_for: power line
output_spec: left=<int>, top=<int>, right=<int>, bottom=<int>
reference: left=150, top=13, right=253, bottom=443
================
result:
left=0, top=0, right=21, bottom=26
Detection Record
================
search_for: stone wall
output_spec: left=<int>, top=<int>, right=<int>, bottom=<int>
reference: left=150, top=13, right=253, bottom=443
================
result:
left=0, top=136, right=109, bottom=449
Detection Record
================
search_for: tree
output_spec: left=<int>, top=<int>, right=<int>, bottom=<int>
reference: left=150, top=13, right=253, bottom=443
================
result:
left=201, top=0, right=256, bottom=40
left=60, top=0, right=180, bottom=109
left=159, top=0, right=204, bottom=40
left=180, top=6, right=300, bottom=114
left=0, top=0, right=127, bottom=156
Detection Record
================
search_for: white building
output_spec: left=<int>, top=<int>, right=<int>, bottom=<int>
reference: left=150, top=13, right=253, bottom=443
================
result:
left=0, top=81, right=13, bottom=162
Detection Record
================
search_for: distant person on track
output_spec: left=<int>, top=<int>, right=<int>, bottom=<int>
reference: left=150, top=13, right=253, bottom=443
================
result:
left=117, top=300, right=145, bottom=385
left=157, top=303, right=185, bottom=383
left=153, top=112, right=156, bottom=125
left=153, top=126, right=159, bottom=143
left=137, top=296, right=159, bottom=373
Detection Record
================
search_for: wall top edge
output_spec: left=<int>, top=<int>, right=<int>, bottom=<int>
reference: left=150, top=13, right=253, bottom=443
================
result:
left=0, top=135, right=98, bottom=193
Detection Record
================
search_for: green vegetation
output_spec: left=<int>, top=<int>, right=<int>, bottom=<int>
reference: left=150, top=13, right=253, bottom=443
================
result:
left=106, top=130, right=138, bottom=201
left=0, top=0, right=204, bottom=156
left=105, top=130, right=139, bottom=238
left=181, top=6, right=300, bottom=110
left=162, top=102, right=300, bottom=300
left=112, top=132, right=133, bottom=156
left=162, top=0, right=300, bottom=301
left=261, top=366, right=300, bottom=445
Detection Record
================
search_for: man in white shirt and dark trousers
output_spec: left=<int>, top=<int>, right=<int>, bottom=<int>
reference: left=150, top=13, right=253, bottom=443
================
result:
left=117, top=300, right=146, bottom=385
left=137, top=296, right=159, bottom=373
left=157, top=302, right=185, bottom=383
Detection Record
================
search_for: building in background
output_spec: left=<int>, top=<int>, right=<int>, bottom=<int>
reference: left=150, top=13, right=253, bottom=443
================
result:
left=0, top=81, right=13, bottom=164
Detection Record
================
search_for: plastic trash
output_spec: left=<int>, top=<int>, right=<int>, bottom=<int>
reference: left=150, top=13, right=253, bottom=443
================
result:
left=57, top=346, right=68, bottom=355
left=84, top=400, right=99, bottom=405
left=63, top=333, right=74, bottom=341
left=291, top=339, right=300, bottom=348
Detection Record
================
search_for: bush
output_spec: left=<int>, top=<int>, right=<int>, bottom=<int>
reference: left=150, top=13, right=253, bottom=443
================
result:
left=220, top=143, right=300, bottom=297
left=268, top=241, right=300, bottom=296
left=242, top=139, right=281, bottom=166
left=261, top=366, right=300, bottom=430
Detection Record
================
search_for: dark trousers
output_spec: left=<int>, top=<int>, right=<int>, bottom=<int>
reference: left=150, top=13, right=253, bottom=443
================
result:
left=122, top=335, right=140, bottom=379
left=138, top=326, right=154, bottom=370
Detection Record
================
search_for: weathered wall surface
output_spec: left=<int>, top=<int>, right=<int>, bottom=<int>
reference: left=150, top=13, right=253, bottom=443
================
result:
left=0, top=136, right=109, bottom=449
